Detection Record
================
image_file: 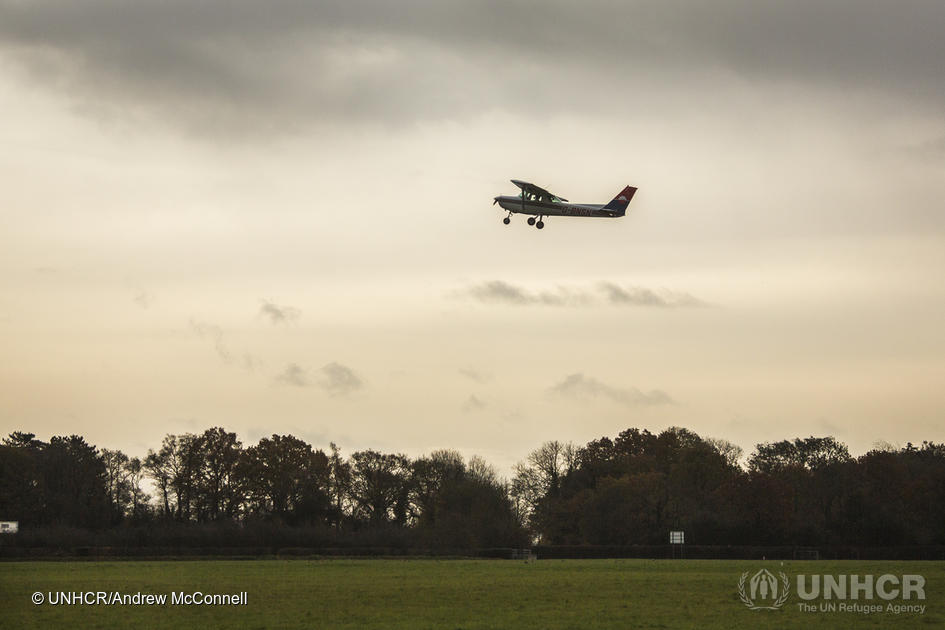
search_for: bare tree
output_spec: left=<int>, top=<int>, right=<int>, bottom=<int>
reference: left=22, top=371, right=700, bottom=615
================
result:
left=143, top=433, right=202, bottom=522
left=144, top=445, right=173, bottom=519
left=328, top=442, right=351, bottom=528
left=706, top=437, right=744, bottom=469
left=124, top=457, right=150, bottom=519
left=467, top=455, right=499, bottom=486
left=510, top=440, right=577, bottom=524
left=196, top=427, right=244, bottom=521
left=101, top=448, right=131, bottom=517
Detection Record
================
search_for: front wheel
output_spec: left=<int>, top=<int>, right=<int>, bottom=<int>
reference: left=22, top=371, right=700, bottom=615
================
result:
left=536, top=221, right=544, bottom=230
left=527, top=217, right=536, bottom=226
left=503, top=217, right=510, bottom=225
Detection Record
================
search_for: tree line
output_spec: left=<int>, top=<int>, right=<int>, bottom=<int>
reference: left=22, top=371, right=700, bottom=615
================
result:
left=1, top=426, right=943, bottom=549
left=0, top=428, right=524, bottom=549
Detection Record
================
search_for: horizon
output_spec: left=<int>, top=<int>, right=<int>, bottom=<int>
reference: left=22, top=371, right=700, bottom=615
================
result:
left=1, top=422, right=933, bottom=479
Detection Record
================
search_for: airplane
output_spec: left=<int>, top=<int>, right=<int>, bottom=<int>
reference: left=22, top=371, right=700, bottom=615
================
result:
left=493, top=180, right=637, bottom=229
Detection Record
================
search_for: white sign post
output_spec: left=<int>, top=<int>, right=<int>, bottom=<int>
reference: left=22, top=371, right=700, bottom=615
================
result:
left=669, top=530, right=685, bottom=558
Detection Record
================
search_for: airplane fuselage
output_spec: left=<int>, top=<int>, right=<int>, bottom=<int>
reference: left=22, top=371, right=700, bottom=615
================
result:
left=494, top=196, right=621, bottom=218
left=494, top=180, right=636, bottom=229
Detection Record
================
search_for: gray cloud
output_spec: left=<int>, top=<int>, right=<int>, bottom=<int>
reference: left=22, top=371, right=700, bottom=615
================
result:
left=461, top=394, right=486, bottom=413
left=550, top=373, right=674, bottom=407
left=259, top=299, right=300, bottom=325
left=462, top=281, right=704, bottom=308
left=275, top=362, right=308, bottom=387
left=241, top=354, right=263, bottom=372
left=316, top=362, right=363, bottom=396
left=275, top=361, right=363, bottom=394
left=133, top=291, right=153, bottom=309
left=1, top=1, right=941, bottom=133
left=190, top=319, right=261, bottom=371
left=465, top=281, right=594, bottom=307
left=599, top=283, right=705, bottom=308
left=190, top=319, right=232, bottom=363
left=458, top=367, right=491, bottom=384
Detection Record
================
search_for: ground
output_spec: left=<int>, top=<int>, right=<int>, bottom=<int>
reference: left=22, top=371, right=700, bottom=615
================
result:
left=1, top=558, right=941, bottom=629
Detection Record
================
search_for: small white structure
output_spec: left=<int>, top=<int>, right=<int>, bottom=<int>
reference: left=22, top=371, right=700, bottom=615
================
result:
left=670, top=530, right=685, bottom=559
left=0, top=521, right=18, bottom=534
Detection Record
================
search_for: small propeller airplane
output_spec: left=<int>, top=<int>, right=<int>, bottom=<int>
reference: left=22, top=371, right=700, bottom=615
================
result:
left=493, top=180, right=637, bottom=229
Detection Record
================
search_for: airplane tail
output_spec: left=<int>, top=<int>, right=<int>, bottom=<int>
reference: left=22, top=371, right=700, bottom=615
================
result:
left=602, top=185, right=637, bottom=216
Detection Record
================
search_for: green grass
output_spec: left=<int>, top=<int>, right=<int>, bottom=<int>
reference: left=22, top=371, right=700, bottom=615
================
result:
left=1, top=558, right=942, bottom=629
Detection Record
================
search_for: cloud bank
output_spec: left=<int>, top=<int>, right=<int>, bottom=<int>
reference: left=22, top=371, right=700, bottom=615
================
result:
left=462, top=281, right=704, bottom=308
left=550, top=373, right=674, bottom=407
left=2, top=1, right=942, bottom=133
left=275, top=361, right=364, bottom=395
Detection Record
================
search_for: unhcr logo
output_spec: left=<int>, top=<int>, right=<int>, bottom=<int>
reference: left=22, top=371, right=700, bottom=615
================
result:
left=736, top=570, right=928, bottom=614
left=737, top=569, right=790, bottom=610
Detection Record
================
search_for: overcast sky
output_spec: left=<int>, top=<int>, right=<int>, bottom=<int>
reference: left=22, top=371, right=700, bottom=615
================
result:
left=2, top=0, right=943, bottom=473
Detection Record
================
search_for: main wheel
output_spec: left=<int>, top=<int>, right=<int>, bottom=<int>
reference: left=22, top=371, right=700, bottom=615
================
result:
left=536, top=221, right=545, bottom=229
left=527, top=217, right=536, bottom=226
left=503, top=217, right=510, bottom=225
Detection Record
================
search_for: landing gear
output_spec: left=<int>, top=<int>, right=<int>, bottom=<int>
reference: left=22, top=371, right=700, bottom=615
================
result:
left=503, top=217, right=511, bottom=225
left=536, top=220, right=545, bottom=229
left=527, top=217, right=536, bottom=226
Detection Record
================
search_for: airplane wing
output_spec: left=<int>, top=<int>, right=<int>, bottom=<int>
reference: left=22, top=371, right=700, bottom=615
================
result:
left=510, top=179, right=568, bottom=202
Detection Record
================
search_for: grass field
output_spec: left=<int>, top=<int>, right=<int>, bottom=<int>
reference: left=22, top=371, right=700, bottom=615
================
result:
left=1, top=558, right=942, bottom=629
